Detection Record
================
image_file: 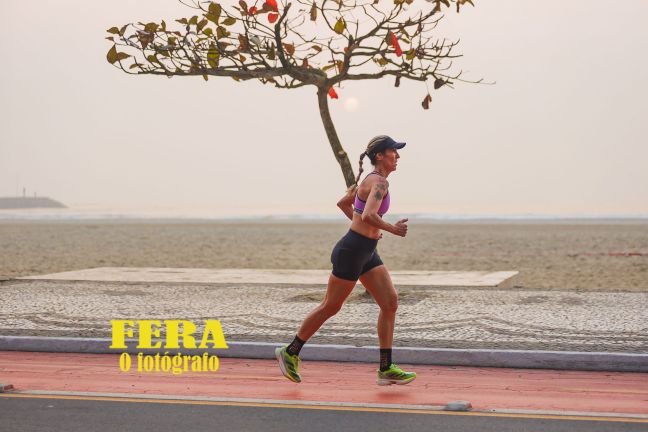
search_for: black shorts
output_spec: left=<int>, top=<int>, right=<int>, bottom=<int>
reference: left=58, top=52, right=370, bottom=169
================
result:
left=330, top=229, right=384, bottom=282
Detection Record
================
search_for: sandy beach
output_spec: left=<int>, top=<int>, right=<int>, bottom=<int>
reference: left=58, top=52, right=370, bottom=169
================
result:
left=1, top=220, right=647, bottom=291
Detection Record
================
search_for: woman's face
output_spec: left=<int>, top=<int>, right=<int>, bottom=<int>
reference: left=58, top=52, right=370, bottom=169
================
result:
left=377, top=148, right=400, bottom=172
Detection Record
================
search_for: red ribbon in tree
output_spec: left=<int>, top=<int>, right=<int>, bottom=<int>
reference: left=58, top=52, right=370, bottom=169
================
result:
left=390, top=31, right=402, bottom=57
left=265, top=0, right=278, bottom=11
left=248, top=6, right=257, bottom=14
left=268, top=13, right=278, bottom=23
left=328, top=87, right=339, bottom=99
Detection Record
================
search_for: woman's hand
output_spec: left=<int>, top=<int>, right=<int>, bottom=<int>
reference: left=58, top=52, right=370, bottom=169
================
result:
left=391, top=218, right=408, bottom=237
left=337, top=184, right=358, bottom=220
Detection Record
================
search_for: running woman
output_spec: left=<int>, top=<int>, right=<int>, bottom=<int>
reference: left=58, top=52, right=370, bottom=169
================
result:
left=276, top=135, right=416, bottom=386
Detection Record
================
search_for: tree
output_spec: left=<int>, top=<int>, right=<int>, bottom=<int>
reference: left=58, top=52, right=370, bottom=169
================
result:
left=106, top=0, right=478, bottom=187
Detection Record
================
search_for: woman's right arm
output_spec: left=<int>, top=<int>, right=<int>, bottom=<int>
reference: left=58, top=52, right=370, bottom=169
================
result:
left=337, top=184, right=357, bottom=220
left=361, top=179, right=408, bottom=237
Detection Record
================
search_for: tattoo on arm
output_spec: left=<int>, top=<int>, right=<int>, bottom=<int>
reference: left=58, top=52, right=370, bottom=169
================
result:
left=373, top=181, right=387, bottom=201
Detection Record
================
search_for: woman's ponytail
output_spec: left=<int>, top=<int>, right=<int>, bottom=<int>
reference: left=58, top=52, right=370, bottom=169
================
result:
left=355, top=152, right=367, bottom=185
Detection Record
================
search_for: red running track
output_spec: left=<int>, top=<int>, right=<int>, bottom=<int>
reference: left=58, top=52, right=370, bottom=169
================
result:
left=0, top=351, right=646, bottom=415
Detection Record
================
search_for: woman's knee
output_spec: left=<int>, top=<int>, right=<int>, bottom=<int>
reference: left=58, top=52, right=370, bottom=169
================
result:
left=380, top=294, right=398, bottom=314
left=321, top=300, right=344, bottom=317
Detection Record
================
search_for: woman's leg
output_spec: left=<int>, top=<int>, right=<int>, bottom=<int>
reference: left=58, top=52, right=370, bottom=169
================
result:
left=358, top=265, right=398, bottom=349
left=296, top=273, right=357, bottom=341
left=359, top=264, right=416, bottom=385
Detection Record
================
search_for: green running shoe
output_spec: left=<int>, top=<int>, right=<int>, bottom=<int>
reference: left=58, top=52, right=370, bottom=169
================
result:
left=275, top=345, right=302, bottom=383
left=376, top=363, right=417, bottom=386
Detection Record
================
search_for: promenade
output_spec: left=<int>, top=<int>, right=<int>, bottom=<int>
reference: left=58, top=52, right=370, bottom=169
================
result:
left=0, top=267, right=645, bottom=354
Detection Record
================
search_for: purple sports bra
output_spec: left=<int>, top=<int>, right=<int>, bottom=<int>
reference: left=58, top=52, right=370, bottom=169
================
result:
left=353, top=172, right=391, bottom=216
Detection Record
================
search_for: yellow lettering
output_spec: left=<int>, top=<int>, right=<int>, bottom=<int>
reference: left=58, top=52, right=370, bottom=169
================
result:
left=199, top=320, right=229, bottom=349
left=137, top=320, right=162, bottom=349
left=164, top=320, right=197, bottom=349
left=110, top=320, right=134, bottom=349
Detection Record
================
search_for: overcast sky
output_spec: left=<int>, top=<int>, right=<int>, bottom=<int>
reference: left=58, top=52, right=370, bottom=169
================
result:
left=1, top=0, right=647, bottom=217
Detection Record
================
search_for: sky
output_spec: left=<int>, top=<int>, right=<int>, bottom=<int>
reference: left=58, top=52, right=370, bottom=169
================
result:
left=1, top=0, right=647, bottom=218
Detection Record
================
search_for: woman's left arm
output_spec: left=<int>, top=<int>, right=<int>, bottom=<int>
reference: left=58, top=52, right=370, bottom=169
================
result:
left=337, top=185, right=357, bottom=220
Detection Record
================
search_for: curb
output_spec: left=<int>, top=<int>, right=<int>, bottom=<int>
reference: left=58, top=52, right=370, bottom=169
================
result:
left=1, top=336, right=647, bottom=372
left=5, top=390, right=648, bottom=421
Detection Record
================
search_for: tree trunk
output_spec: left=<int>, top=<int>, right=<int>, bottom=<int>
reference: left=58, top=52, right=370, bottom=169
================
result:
left=318, top=87, right=369, bottom=294
left=317, top=87, right=356, bottom=187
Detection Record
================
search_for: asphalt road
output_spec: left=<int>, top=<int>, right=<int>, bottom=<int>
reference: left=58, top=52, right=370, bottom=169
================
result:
left=1, top=395, right=646, bottom=432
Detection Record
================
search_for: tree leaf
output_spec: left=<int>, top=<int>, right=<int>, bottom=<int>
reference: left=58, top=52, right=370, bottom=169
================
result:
left=206, top=3, right=222, bottom=24
left=106, top=45, right=118, bottom=64
left=311, top=45, right=322, bottom=52
left=310, top=3, right=317, bottom=21
left=107, top=27, right=120, bottom=34
left=238, top=34, right=250, bottom=51
left=421, top=94, right=432, bottom=110
left=394, top=75, right=401, bottom=87
left=375, top=57, right=388, bottom=66
left=283, top=43, right=295, bottom=56
left=208, top=43, right=220, bottom=68
left=434, top=78, right=445, bottom=89
left=115, top=52, right=131, bottom=62
left=197, top=19, right=208, bottom=32
left=208, top=3, right=222, bottom=20
left=137, top=31, right=154, bottom=49
left=216, top=26, right=230, bottom=39
left=265, top=0, right=278, bottom=12
left=334, top=18, right=346, bottom=34
left=144, top=22, right=158, bottom=33
left=390, top=31, right=402, bottom=57
left=223, top=17, right=236, bottom=26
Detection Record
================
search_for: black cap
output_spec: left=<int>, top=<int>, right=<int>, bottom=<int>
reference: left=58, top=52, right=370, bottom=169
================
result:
left=366, top=135, right=406, bottom=158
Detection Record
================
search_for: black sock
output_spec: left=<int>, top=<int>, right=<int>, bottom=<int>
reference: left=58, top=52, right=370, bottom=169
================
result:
left=379, top=348, right=392, bottom=371
left=286, top=335, right=305, bottom=356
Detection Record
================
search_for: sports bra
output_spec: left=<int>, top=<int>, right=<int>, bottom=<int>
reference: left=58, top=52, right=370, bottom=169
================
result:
left=353, top=172, right=390, bottom=216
